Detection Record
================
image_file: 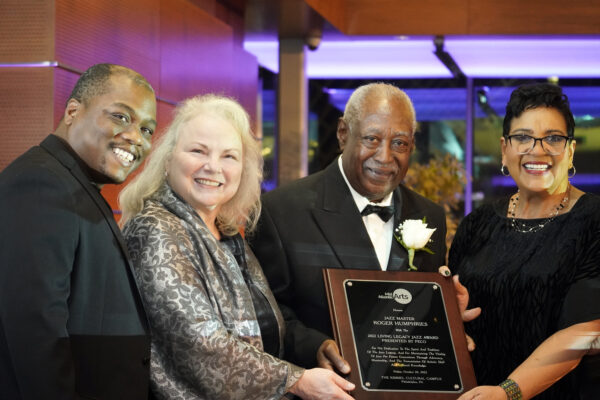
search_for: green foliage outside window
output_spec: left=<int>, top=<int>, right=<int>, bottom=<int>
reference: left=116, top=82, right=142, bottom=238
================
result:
left=403, top=154, right=467, bottom=261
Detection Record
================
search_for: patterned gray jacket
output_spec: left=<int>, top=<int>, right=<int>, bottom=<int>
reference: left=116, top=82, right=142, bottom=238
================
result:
left=123, top=184, right=304, bottom=400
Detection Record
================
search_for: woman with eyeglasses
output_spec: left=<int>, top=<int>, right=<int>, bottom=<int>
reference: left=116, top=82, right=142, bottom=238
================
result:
left=450, top=83, right=600, bottom=400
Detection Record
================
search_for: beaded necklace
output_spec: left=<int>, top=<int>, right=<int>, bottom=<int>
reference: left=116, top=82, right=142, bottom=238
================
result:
left=507, top=184, right=570, bottom=233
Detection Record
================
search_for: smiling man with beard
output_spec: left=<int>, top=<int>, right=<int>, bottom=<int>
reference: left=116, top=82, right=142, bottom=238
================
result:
left=248, top=83, right=447, bottom=372
left=0, top=63, right=157, bottom=399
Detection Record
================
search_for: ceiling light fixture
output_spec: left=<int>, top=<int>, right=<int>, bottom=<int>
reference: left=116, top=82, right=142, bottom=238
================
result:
left=433, top=35, right=465, bottom=82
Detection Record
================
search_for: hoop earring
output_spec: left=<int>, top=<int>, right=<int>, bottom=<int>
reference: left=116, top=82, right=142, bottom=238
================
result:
left=501, top=165, right=510, bottom=176
left=568, top=165, right=576, bottom=178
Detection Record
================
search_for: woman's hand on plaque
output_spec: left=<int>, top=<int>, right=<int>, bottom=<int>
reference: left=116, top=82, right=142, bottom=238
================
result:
left=439, top=267, right=481, bottom=352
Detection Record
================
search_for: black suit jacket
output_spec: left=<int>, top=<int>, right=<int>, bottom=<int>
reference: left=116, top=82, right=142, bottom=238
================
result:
left=0, top=135, right=150, bottom=399
left=248, top=160, right=446, bottom=367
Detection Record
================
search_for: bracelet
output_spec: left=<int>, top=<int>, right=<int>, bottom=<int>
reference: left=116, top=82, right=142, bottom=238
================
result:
left=499, top=378, right=523, bottom=400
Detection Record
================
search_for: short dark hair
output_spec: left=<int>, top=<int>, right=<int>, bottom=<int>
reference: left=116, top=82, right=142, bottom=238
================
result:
left=67, top=63, right=154, bottom=106
left=503, top=83, right=575, bottom=138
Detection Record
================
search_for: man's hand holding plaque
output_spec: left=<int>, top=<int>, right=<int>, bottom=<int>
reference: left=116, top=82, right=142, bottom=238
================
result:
left=317, top=339, right=352, bottom=373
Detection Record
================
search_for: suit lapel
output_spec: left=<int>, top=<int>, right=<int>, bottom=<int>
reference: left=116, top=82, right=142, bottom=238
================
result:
left=388, top=185, right=435, bottom=271
left=41, top=135, right=149, bottom=327
left=388, top=186, right=408, bottom=270
left=311, top=162, right=380, bottom=270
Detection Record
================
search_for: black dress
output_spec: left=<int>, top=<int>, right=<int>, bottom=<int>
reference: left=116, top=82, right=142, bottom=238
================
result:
left=449, top=193, right=600, bottom=400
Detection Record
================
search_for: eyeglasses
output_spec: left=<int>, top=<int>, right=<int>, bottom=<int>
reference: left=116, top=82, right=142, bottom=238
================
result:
left=506, top=134, right=571, bottom=156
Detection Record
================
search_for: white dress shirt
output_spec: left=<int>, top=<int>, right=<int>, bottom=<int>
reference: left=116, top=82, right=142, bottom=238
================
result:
left=338, top=156, right=394, bottom=270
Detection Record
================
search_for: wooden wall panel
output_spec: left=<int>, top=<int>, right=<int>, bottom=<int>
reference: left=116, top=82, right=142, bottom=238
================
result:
left=155, top=101, right=177, bottom=138
left=346, top=0, right=467, bottom=35
left=0, top=67, right=54, bottom=170
left=215, top=1, right=246, bottom=46
left=307, top=0, right=469, bottom=35
left=469, top=0, right=600, bottom=34
left=0, top=0, right=55, bottom=62
left=306, top=0, right=600, bottom=35
left=53, top=67, right=80, bottom=127
left=232, top=46, right=258, bottom=129
left=55, top=0, right=161, bottom=88
left=188, top=0, right=217, bottom=14
left=305, top=0, right=346, bottom=33
left=159, top=0, right=234, bottom=101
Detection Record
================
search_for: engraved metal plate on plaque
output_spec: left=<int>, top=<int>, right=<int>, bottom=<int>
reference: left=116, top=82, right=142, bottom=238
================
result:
left=323, top=269, right=476, bottom=400
left=344, top=280, right=461, bottom=392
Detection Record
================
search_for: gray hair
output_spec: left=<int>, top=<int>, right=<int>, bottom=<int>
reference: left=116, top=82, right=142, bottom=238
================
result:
left=119, top=94, right=263, bottom=236
left=342, top=83, right=417, bottom=135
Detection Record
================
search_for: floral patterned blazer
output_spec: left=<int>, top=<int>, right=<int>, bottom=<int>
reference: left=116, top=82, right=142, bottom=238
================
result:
left=123, top=184, right=303, bottom=400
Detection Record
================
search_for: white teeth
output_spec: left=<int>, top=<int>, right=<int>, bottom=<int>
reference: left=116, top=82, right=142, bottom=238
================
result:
left=113, top=148, right=135, bottom=164
left=524, top=164, right=550, bottom=171
left=195, top=178, right=220, bottom=187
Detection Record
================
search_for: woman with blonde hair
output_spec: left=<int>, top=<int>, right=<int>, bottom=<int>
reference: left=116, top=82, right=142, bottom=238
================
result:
left=120, top=94, right=354, bottom=400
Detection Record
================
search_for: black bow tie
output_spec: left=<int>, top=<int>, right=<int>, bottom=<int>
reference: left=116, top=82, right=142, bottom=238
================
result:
left=361, top=204, right=394, bottom=222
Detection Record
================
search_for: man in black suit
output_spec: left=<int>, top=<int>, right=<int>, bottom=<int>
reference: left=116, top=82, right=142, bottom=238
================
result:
left=249, top=83, right=448, bottom=370
left=0, top=64, right=157, bottom=399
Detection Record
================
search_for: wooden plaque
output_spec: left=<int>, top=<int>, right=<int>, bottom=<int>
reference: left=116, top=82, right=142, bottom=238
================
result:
left=323, top=268, right=477, bottom=399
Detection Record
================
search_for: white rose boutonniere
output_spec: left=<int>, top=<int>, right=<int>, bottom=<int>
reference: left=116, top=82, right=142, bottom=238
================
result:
left=394, top=218, right=436, bottom=271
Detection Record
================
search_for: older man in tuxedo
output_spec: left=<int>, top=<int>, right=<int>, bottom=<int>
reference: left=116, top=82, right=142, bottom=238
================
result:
left=0, top=63, right=156, bottom=399
left=249, top=83, right=449, bottom=371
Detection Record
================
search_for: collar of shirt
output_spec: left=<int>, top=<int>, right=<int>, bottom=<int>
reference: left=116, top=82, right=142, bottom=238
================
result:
left=338, top=156, right=394, bottom=270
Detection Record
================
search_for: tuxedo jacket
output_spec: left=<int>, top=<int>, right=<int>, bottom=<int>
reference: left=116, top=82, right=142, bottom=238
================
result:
left=0, top=135, right=150, bottom=399
left=248, top=160, right=446, bottom=367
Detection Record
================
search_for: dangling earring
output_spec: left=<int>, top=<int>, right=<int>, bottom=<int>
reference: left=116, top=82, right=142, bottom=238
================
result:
left=501, top=165, right=510, bottom=176
left=568, top=165, right=576, bottom=178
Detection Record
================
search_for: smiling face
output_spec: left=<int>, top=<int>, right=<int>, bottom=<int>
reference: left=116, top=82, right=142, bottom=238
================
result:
left=166, top=113, right=243, bottom=221
left=338, top=94, right=414, bottom=202
left=63, top=74, right=157, bottom=184
left=502, top=106, right=575, bottom=195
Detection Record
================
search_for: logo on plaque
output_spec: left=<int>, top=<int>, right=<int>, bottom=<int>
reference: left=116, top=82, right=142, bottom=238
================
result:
left=392, top=288, right=412, bottom=304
